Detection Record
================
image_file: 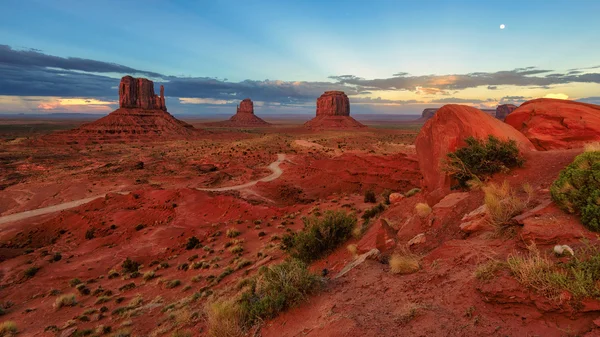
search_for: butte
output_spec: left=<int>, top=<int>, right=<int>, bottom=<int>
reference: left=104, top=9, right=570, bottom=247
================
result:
left=304, top=91, right=366, bottom=129
left=208, top=98, right=271, bottom=127
left=42, top=76, right=196, bottom=144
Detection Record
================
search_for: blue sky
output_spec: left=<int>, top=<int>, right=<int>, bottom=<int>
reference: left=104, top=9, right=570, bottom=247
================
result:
left=1, top=0, right=599, bottom=115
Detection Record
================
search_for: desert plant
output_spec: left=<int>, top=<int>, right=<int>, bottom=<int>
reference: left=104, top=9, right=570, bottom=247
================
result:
left=415, top=203, right=432, bottom=218
left=444, top=135, right=525, bottom=188
left=0, top=321, right=17, bottom=335
left=55, top=294, right=77, bottom=309
left=347, top=244, right=358, bottom=258
left=474, top=260, right=505, bottom=281
left=121, top=258, right=140, bottom=274
left=226, top=229, right=241, bottom=238
left=483, top=181, right=532, bottom=227
left=389, top=253, right=420, bottom=274
left=364, top=190, right=377, bottom=203
left=405, top=188, right=421, bottom=197
left=24, top=266, right=40, bottom=278
left=382, top=189, right=392, bottom=205
left=165, top=279, right=181, bottom=289
left=361, top=203, right=385, bottom=221
left=281, top=211, right=356, bottom=263
left=584, top=142, right=600, bottom=152
left=550, top=151, right=600, bottom=231
left=186, top=236, right=200, bottom=250
left=206, top=300, right=245, bottom=337
left=142, top=271, right=155, bottom=281
left=229, top=245, right=244, bottom=254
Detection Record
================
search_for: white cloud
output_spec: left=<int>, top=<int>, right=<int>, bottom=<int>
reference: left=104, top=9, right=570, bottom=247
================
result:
left=178, top=98, right=233, bottom=105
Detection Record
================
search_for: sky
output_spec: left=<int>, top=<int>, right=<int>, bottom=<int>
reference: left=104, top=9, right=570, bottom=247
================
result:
left=1, top=0, right=599, bottom=116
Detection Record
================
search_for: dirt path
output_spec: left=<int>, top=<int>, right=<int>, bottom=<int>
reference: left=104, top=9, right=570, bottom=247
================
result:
left=0, top=154, right=287, bottom=226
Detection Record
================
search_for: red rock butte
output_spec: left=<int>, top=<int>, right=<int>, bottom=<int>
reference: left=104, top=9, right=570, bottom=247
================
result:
left=495, top=104, right=518, bottom=121
left=41, top=76, right=196, bottom=144
left=304, top=91, right=366, bottom=129
left=505, top=98, right=600, bottom=150
left=207, top=98, right=271, bottom=127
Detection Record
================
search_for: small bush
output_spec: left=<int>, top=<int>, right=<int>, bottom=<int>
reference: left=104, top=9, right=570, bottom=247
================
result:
left=121, top=258, right=140, bottom=274
left=206, top=300, right=245, bottom=337
left=550, top=151, right=600, bottom=231
left=229, top=245, right=244, bottom=254
left=382, top=189, right=392, bottom=205
left=364, top=190, right=377, bottom=203
left=444, top=135, right=525, bottom=188
left=0, top=321, right=17, bottom=335
left=405, top=188, right=421, bottom=198
left=95, top=296, right=111, bottom=305
left=143, top=271, right=155, bottom=281
left=414, top=203, right=432, bottom=218
left=55, top=294, right=77, bottom=309
left=474, top=260, right=505, bottom=281
left=186, top=236, right=200, bottom=250
left=483, top=181, right=532, bottom=227
left=361, top=203, right=385, bottom=221
left=281, top=211, right=356, bottom=263
left=389, top=253, right=420, bottom=274
left=24, top=266, right=40, bottom=278
left=226, top=229, right=241, bottom=238
left=165, top=280, right=181, bottom=289
left=108, top=270, right=120, bottom=279
left=85, top=228, right=96, bottom=240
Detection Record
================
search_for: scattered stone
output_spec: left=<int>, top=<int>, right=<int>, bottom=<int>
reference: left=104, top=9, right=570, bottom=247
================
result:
left=334, top=248, right=380, bottom=279
left=388, top=193, right=405, bottom=204
left=407, top=233, right=426, bottom=246
left=356, top=219, right=397, bottom=254
left=553, top=245, right=574, bottom=256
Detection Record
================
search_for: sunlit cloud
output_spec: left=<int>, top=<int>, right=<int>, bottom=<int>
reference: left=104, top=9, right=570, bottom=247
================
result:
left=543, top=93, right=569, bottom=100
left=178, top=98, right=233, bottom=105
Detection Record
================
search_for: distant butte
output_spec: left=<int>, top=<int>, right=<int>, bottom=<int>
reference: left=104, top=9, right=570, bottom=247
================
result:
left=304, top=91, right=366, bottom=129
left=207, top=98, right=271, bottom=127
left=41, top=76, right=197, bottom=144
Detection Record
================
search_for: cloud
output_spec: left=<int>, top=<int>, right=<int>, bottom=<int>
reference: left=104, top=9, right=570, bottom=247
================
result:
left=429, top=97, right=488, bottom=104
left=179, top=98, right=234, bottom=105
left=350, top=97, right=423, bottom=105
left=577, top=96, right=600, bottom=105
left=543, top=93, right=569, bottom=100
left=487, top=85, right=498, bottom=90
left=498, top=95, right=530, bottom=105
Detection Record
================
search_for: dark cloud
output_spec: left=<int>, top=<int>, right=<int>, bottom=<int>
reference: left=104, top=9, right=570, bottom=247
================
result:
left=487, top=85, right=497, bottom=90
left=350, top=97, right=423, bottom=104
left=577, top=96, right=600, bottom=105
left=499, top=95, right=530, bottom=105
left=429, top=97, right=488, bottom=104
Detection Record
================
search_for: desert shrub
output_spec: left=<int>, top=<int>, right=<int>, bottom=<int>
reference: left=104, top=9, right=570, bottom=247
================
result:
left=364, top=190, right=377, bottom=203
left=444, top=135, right=525, bottom=188
left=69, top=278, right=82, bottom=287
left=474, top=260, right=505, bottom=281
left=206, top=300, right=245, bottom=337
left=24, top=266, right=40, bottom=278
left=389, top=253, right=420, bottom=274
left=414, top=203, right=432, bottom=218
left=142, top=271, right=155, bottom=281
left=584, top=142, right=600, bottom=152
left=55, top=294, right=77, bottom=309
left=281, top=211, right=356, bottom=263
left=483, top=181, right=532, bottom=227
left=165, top=280, right=181, bottom=289
left=229, top=245, right=244, bottom=254
left=382, top=189, right=392, bottom=205
left=238, top=259, right=322, bottom=324
left=550, top=151, right=600, bottom=231
left=507, top=243, right=600, bottom=300
left=226, top=229, right=241, bottom=238
left=361, top=203, right=385, bottom=221
left=121, top=258, right=140, bottom=274
left=0, top=321, right=17, bottom=335
left=216, top=267, right=234, bottom=283
left=186, top=236, right=200, bottom=250
left=85, top=228, right=96, bottom=240
left=118, top=283, right=136, bottom=292
left=405, top=188, right=421, bottom=197
left=108, top=270, right=120, bottom=279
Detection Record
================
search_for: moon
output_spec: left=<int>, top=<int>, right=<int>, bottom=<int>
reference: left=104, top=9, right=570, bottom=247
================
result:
left=500, top=24, right=506, bottom=29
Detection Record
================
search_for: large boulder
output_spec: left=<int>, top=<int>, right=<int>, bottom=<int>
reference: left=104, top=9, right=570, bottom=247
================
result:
left=495, top=104, right=518, bottom=121
left=505, top=98, right=600, bottom=150
left=415, top=104, right=535, bottom=202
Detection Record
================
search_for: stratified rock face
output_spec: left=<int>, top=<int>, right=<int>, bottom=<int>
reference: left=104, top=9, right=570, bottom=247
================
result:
left=305, top=91, right=365, bottom=129
left=496, top=104, right=518, bottom=121
left=119, top=76, right=166, bottom=111
left=237, top=98, right=254, bottom=114
left=316, top=91, right=350, bottom=116
left=420, top=108, right=438, bottom=121
left=415, top=104, right=535, bottom=203
left=505, top=98, right=600, bottom=150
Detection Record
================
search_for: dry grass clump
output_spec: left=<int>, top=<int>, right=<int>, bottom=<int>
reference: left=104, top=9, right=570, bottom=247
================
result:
left=226, top=229, right=241, bottom=238
left=206, top=300, right=245, bottom=337
left=414, top=203, right=432, bottom=218
left=483, top=181, right=532, bottom=227
left=389, top=253, right=420, bottom=274
left=0, top=321, right=17, bottom=335
left=347, top=244, right=358, bottom=258
left=474, top=260, right=505, bottom=281
left=54, top=293, right=77, bottom=309
left=584, top=142, right=600, bottom=152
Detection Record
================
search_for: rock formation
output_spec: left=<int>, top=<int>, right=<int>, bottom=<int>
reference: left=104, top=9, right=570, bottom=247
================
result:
left=505, top=98, right=600, bottom=150
left=495, top=104, right=518, bottom=121
left=42, top=76, right=195, bottom=144
left=207, top=98, right=271, bottom=127
left=304, top=91, right=365, bottom=129
left=415, top=104, right=535, bottom=204
left=419, top=108, right=439, bottom=122
left=119, top=76, right=166, bottom=110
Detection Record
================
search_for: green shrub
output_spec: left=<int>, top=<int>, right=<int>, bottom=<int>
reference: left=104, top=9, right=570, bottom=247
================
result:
left=24, top=266, right=40, bottom=278
left=382, top=189, right=392, bottom=205
left=281, top=211, right=356, bottom=263
left=363, top=190, right=376, bottom=203
left=165, top=279, right=181, bottom=289
left=405, top=188, right=421, bottom=197
left=236, top=259, right=321, bottom=328
left=186, top=236, right=200, bottom=250
left=361, top=203, right=385, bottom=221
left=444, top=135, right=525, bottom=188
left=121, top=258, right=140, bottom=273
left=226, top=229, right=241, bottom=238
left=0, top=321, right=17, bottom=335
left=550, top=151, right=600, bottom=231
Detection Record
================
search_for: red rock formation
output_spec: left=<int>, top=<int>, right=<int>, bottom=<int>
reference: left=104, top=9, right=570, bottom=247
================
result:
left=415, top=104, right=535, bottom=203
left=119, top=76, right=166, bottom=111
left=237, top=98, right=254, bottom=114
left=505, top=98, right=600, bottom=150
left=207, top=98, right=271, bottom=127
left=495, top=104, right=518, bottom=121
left=316, top=91, right=350, bottom=116
left=305, top=91, right=365, bottom=129
left=419, top=108, right=438, bottom=121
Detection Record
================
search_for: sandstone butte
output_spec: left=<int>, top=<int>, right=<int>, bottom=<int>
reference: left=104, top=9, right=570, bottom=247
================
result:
left=419, top=108, right=439, bottom=121
left=495, top=103, right=518, bottom=121
left=505, top=98, right=600, bottom=150
left=415, top=104, right=536, bottom=204
left=208, top=98, right=271, bottom=127
left=304, top=91, right=366, bottom=129
left=41, top=76, right=196, bottom=144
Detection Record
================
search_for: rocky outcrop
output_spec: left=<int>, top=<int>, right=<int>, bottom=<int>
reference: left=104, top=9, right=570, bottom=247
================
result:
left=415, top=104, right=535, bottom=203
left=316, top=91, right=350, bottom=116
left=119, top=76, right=166, bottom=110
left=305, top=91, right=365, bottom=129
left=420, top=108, right=438, bottom=121
left=207, top=98, right=271, bottom=127
left=495, top=104, right=518, bottom=121
left=505, top=98, right=600, bottom=150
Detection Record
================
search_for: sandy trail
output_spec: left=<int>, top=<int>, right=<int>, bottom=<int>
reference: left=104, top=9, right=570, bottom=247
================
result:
left=0, top=154, right=286, bottom=226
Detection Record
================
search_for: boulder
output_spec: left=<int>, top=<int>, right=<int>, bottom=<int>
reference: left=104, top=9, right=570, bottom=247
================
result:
left=415, top=104, right=535, bottom=202
left=505, top=98, right=600, bottom=150
left=356, top=219, right=397, bottom=254
left=389, top=193, right=405, bottom=204
left=407, top=233, right=426, bottom=246
left=459, top=204, right=490, bottom=233
left=495, top=104, right=518, bottom=121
